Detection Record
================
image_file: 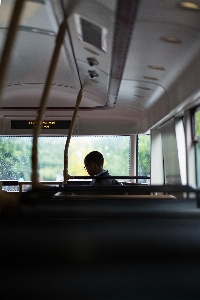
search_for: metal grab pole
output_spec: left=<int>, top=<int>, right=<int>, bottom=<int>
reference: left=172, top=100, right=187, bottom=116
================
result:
left=0, top=0, right=25, bottom=106
left=0, top=0, right=25, bottom=203
left=63, top=88, right=83, bottom=185
left=32, top=19, right=67, bottom=188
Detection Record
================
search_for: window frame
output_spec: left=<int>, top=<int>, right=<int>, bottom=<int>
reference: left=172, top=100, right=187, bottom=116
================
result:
left=192, top=106, right=200, bottom=187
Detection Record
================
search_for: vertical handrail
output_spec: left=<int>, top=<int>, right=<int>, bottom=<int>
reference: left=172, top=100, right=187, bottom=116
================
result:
left=0, top=0, right=25, bottom=106
left=31, top=19, right=67, bottom=188
left=63, top=88, right=82, bottom=185
left=0, top=0, right=25, bottom=203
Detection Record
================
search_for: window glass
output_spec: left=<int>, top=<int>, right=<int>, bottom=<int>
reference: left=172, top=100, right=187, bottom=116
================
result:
left=68, top=136, right=130, bottom=178
left=0, top=136, right=32, bottom=182
left=0, top=135, right=130, bottom=186
left=195, top=143, right=200, bottom=188
left=137, top=134, right=150, bottom=183
left=194, top=109, right=200, bottom=139
left=194, top=109, right=200, bottom=187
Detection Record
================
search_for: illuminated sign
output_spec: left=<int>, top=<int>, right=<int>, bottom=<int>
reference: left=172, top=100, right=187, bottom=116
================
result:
left=11, top=120, right=71, bottom=130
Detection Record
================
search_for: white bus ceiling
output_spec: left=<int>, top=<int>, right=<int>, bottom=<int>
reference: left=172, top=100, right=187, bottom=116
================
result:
left=0, top=0, right=200, bottom=135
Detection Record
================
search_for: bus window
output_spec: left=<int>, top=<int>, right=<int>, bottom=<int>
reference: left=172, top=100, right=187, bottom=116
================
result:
left=0, top=135, right=130, bottom=189
left=137, top=134, right=150, bottom=184
left=193, top=109, right=200, bottom=187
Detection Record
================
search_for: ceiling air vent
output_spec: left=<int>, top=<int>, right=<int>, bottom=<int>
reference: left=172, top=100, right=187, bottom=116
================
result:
left=75, top=14, right=107, bottom=52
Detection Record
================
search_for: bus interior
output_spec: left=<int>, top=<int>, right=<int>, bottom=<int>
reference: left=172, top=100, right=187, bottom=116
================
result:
left=1, top=0, right=200, bottom=299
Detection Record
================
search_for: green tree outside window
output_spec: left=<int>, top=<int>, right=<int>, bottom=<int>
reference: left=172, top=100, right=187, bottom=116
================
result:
left=195, top=110, right=200, bottom=139
left=137, top=134, right=150, bottom=183
left=0, top=136, right=130, bottom=182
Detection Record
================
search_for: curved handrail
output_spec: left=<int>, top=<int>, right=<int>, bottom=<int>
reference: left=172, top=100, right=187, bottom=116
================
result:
left=0, top=0, right=25, bottom=106
left=0, top=0, right=25, bottom=205
left=63, top=88, right=83, bottom=184
left=31, top=19, right=67, bottom=188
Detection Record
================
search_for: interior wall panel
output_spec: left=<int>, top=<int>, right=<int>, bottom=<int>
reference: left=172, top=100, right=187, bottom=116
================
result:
left=160, top=118, right=181, bottom=185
